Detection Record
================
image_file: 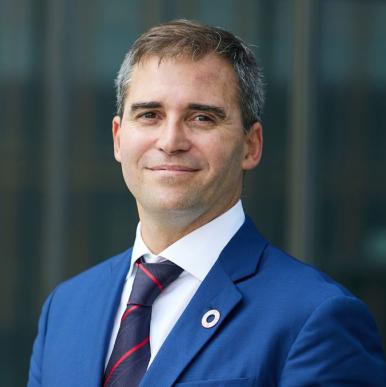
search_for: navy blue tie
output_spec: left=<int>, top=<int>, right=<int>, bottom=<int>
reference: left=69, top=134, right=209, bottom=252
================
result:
left=103, top=260, right=183, bottom=387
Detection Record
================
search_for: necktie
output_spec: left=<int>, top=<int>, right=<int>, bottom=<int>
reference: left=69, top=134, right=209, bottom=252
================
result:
left=103, top=259, right=183, bottom=387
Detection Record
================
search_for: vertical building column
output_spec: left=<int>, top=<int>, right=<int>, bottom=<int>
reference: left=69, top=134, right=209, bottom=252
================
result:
left=286, top=0, right=317, bottom=262
left=41, top=0, right=70, bottom=296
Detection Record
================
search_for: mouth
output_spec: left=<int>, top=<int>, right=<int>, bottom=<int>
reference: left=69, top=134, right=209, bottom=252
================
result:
left=148, top=165, right=200, bottom=172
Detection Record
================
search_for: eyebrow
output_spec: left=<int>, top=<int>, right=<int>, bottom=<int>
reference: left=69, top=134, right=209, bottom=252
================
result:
left=130, top=102, right=162, bottom=113
left=188, top=104, right=227, bottom=120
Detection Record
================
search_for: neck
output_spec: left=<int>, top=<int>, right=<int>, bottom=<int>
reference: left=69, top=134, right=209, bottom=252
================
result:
left=138, top=200, right=239, bottom=254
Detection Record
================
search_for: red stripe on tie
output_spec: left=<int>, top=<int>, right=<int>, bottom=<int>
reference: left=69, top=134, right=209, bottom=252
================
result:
left=103, top=336, right=150, bottom=387
left=121, top=305, right=140, bottom=322
left=137, top=262, right=163, bottom=291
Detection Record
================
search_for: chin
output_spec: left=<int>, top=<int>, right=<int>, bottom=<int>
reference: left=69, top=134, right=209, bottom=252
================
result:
left=154, top=199, right=199, bottom=212
left=141, top=193, right=205, bottom=215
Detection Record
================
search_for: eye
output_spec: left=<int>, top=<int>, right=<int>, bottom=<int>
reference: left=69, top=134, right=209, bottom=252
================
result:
left=193, top=114, right=213, bottom=122
left=139, top=111, right=157, bottom=119
left=134, top=111, right=161, bottom=125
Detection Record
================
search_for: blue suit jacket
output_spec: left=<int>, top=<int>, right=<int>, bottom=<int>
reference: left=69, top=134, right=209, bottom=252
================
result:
left=28, top=218, right=386, bottom=386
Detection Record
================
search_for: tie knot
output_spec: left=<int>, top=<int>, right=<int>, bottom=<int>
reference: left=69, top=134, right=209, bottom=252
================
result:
left=128, top=260, right=183, bottom=306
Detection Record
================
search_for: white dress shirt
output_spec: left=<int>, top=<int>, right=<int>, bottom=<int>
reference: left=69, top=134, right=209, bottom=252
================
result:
left=105, top=200, right=245, bottom=367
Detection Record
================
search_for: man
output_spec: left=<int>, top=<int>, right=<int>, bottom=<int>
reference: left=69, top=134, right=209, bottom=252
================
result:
left=28, top=19, right=386, bottom=386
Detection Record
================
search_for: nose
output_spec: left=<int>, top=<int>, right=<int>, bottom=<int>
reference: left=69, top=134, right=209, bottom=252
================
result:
left=156, top=118, right=191, bottom=154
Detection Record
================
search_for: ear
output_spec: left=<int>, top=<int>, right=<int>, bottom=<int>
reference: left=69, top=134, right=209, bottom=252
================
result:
left=242, top=122, right=263, bottom=171
left=112, top=115, right=122, bottom=162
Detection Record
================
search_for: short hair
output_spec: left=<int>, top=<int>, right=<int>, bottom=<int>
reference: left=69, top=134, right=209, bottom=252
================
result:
left=115, top=19, right=265, bottom=130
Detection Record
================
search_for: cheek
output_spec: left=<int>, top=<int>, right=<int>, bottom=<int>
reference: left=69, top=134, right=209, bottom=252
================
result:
left=202, top=136, right=244, bottom=171
left=119, top=131, right=149, bottom=166
left=118, top=137, right=143, bottom=191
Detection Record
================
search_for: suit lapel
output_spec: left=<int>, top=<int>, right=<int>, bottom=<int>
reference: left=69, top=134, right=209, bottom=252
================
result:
left=141, top=262, right=241, bottom=387
left=74, top=250, right=132, bottom=386
left=141, top=218, right=268, bottom=386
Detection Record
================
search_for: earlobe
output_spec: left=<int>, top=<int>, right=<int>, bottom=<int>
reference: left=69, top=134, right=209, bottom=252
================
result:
left=242, top=122, right=263, bottom=170
left=112, top=116, right=122, bottom=162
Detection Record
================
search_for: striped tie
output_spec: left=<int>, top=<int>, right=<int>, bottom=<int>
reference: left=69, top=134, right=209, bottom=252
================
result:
left=103, top=259, right=183, bottom=387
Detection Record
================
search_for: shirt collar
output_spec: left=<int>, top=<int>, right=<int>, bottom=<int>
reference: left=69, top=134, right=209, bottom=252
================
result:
left=129, top=200, right=245, bottom=281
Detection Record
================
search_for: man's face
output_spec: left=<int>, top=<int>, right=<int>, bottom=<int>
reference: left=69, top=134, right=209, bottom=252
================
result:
left=113, top=54, right=262, bottom=225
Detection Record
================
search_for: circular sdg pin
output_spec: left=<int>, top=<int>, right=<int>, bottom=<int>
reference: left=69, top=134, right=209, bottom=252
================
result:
left=201, top=309, right=220, bottom=328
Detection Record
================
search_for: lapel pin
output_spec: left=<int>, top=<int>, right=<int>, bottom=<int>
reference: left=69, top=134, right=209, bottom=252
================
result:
left=201, top=309, right=220, bottom=328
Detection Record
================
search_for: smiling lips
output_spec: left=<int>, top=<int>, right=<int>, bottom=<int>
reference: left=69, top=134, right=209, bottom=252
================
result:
left=148, top=165, right=199, bottom=173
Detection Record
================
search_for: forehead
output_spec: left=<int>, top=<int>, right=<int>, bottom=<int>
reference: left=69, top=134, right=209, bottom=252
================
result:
left=125, top=54, right=239, bottom=108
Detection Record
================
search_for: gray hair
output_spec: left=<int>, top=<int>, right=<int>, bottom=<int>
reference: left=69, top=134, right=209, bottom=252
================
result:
left=115, top=19, right=265, bottom=130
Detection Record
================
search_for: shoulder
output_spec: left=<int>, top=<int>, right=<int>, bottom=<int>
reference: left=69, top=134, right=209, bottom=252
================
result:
left=264, top=244, right=349, bottom=291
left=231, top=218, right=355, bottom=309
left=252, top=243, right=356, bottom=310
left=236, top=234, right=368, bottom=334
left=50, top=248, right=132, bottom=300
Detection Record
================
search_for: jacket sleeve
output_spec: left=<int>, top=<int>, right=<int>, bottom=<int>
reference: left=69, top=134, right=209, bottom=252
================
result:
left=27, top=290, right=56, bottom=387
left=279, top=295, right=386, bottom=386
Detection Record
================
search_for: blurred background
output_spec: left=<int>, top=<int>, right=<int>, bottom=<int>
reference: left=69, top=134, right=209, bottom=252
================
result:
left=1, top=0, right=386, bottom=385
